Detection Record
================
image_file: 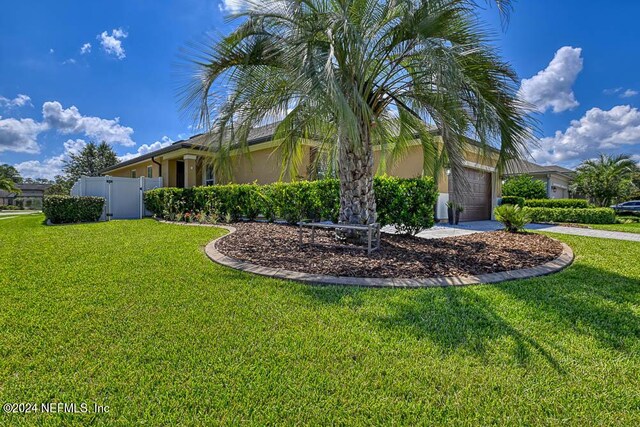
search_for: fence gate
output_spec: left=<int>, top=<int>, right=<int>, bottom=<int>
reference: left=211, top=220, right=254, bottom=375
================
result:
left=71, top=176, right=163, bottom=220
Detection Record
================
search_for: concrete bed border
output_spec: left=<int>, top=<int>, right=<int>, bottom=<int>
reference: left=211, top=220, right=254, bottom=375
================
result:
left=158, top=220, right=575, bottom=288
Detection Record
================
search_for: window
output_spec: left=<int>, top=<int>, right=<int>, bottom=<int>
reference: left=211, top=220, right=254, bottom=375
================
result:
left=147, top=165, right=153, bottom=178
left=130, top=170, right=137, bottom=178
left=205, top=165, right=215, bottom=186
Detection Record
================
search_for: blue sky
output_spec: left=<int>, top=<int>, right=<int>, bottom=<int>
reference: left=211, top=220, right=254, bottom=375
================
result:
left=1, top=0, right=639, bottom=179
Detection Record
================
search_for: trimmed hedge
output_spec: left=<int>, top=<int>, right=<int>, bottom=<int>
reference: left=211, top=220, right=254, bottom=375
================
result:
left=144, top=177, right=439, bottom=235
left=0, top=205, right=22, bottom=211
left=43, top=196, right=105, bottom=224
left=499, top=196, right=525, bottom=207
left=523, top=207, right=616, bottom=224
left=524, top=199, right=590, bottom=209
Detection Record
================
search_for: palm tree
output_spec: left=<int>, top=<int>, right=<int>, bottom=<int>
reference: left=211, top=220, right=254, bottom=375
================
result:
left=181, top=0, right=532, bottom=229
left=574, top=153, right=639, bottom=206
left=0, top=178, right=21, bottom=195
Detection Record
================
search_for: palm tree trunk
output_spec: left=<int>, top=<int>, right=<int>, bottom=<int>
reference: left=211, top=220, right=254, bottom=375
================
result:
left=337, top=131, right=376, bottom=228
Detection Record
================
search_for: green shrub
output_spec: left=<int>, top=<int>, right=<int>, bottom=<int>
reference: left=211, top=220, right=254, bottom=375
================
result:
left=375, top=176, right=439, bottom=235
left=502, top=175, right=548, bottom=199
left=616, top=215, right=640, bottom=224
left=524, top=199, right=590, bottom=209
left=43, top=196, right=105, bottom=224
left=499, top=196, right=525, bottom=207
left=0, top=205, right=22, bottom=211
left=144, top=177, right=438, bottom=234
left=524, top=207, right=616, bottom=224
left=494, top=204, right=530, bottom=232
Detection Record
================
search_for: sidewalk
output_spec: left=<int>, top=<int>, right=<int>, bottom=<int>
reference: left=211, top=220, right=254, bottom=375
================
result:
left=384, top=220, right=640, bottom=242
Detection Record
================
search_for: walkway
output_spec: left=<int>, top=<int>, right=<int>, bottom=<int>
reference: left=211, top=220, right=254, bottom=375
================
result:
left=384, top=220, right=640, bottom=242
left=0, top=210, right=40, bottom=217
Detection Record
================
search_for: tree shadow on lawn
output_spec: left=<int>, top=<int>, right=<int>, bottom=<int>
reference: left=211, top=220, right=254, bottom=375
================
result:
left=496, top=264, right=640, bottom=354
left=303, top=285, right=563, bottom=371
left=301, top=264, right=640, bottom=371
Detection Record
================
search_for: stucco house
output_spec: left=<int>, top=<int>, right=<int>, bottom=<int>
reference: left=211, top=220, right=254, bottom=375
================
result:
left=102, top=124, right=509, bottom=221
left=504, top=159, right=575, bottom=199
left=0, top=183, right=50, bottom=209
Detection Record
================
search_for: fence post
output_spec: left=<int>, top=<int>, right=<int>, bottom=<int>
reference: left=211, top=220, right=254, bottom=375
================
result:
left=139, top=176, right=144, bottom=219
left=107, top=176, right=112, bottom=221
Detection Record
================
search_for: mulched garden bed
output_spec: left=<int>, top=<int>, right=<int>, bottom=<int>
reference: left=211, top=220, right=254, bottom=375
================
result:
left=215, top=222, right=564, bottom=279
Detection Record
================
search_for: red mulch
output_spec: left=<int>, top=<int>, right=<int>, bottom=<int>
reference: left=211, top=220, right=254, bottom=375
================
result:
left=215, top=222, right=564, bottom=279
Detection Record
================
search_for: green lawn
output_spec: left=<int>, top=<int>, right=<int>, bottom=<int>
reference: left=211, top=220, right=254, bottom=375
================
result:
left=588, top=222, right=640, bottom=234
left=1, top=215, right=639, bottom=426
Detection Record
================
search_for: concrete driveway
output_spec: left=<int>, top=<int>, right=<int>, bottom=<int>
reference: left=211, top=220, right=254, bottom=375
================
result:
left=384, top=220, right=640, bottom=242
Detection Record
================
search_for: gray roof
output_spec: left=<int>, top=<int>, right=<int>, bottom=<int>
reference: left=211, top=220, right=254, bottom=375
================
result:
left=0, top=183, right=50, bottom=197
left=504, top=159, right=574, bottom=177
left=101, top=123, right=280, bottom=173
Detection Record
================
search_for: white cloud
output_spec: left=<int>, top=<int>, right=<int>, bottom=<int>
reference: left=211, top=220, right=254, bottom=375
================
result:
left=42, top=101, right=135, bottom=146
left=63, top=138, right=87, bottom=156
left=14, top=156, right=66, bottom=181
left=219, top=0, right=245, bottom=12
left=518, top=46, right=583, bottom=113
left=80, top=43, right=92, bottom=54
left=631, top=154, right=640, bottom=164
left=49, top=48, right=54, bottom=54
left=0, top=94, right=32, bottom=108
left=603, top=87, right=622, bottom=96
left=118, top=136, right=173, bottom=161
left=604, top=87, right=638, bottom=98
left=0, top=101, right=134, bottom=156
left=2, top=100, right=135, bottom=179
left=531, top=105, right=640, bottom=165
left=62, top=58, right=77, bottom=65
left=98, top=28, right=128, bottom=59
left=0, top=117, right=45, bottom=154
left=13, top=139, right=86, bottom=180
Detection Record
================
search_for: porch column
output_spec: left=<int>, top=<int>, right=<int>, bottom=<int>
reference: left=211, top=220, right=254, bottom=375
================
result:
left=183, top=155, right=197, bottom=189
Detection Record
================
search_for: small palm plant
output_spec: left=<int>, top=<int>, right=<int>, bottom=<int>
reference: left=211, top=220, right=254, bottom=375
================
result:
left=494, top=204, right=530, bottom=233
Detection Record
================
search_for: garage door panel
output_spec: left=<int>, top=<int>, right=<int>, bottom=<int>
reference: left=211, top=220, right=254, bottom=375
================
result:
left=449, top=168, right=492, bottom=221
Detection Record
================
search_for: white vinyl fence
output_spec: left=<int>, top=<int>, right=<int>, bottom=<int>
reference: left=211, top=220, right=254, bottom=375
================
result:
left=71, top=176, right=163, bottom=220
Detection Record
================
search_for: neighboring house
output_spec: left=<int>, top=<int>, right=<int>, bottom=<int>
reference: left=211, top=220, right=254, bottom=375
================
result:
left=504, top=159, right=575, bottom=199
left=102, top=124, right=505, bottom=221
left=0, top=183, right=50, bottom=209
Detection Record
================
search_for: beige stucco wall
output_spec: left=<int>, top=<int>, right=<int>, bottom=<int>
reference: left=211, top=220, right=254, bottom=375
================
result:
left=227, top=144, right=313, bottom=184
left=109, top=160, right=159, bottom=179
left=104, top=139, right=503, bottom=197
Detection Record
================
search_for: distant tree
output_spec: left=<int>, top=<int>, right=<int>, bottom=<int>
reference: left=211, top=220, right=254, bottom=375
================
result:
left=629, top=165, right=640, bottom=201
left=573, top=154, right=639, bottom=207
left=44, top=175, right=74, bottom=196
left=0, top=178, right=21, bottom=194
left=502, top=175, right=548, bottom=199
left=0, top=164, right=23, bottom=183
left=23, top=177, right=52, bottom=184
left=63, top=141, right=118, bottom=183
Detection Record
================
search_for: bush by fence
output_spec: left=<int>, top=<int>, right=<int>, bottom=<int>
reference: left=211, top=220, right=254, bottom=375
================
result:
left=499, top=196, right=525, bottom=207
left=524, top=199, right=590, bottom=209
left=43, top=196, right=105, bottom=224
left=144, top=177, right=439, bottom=234
left=523, top=207, right=616, bottom=224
